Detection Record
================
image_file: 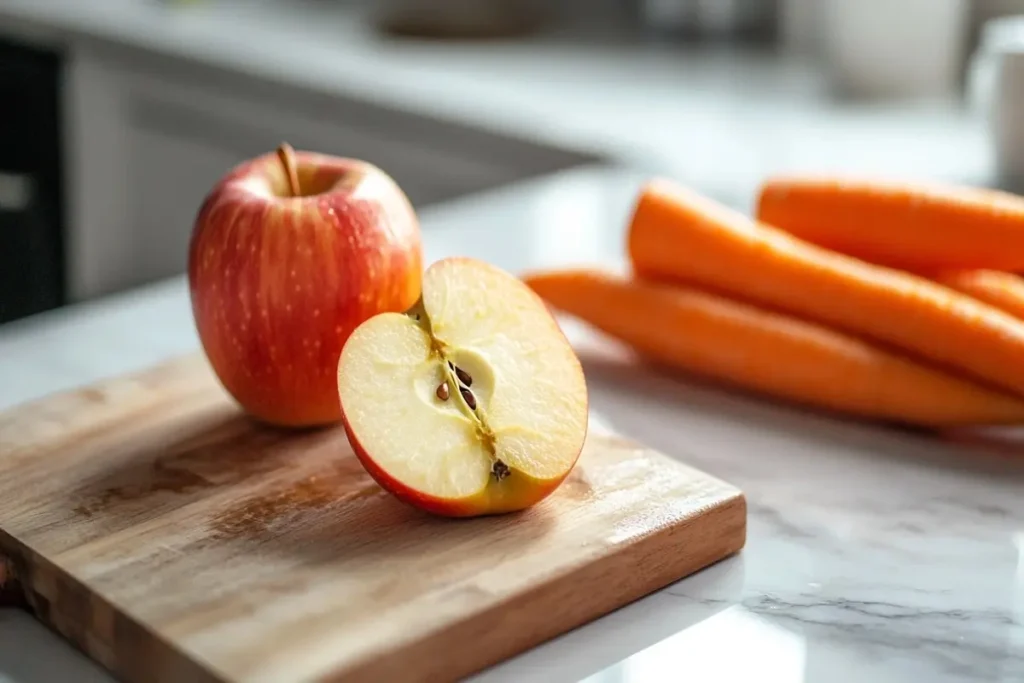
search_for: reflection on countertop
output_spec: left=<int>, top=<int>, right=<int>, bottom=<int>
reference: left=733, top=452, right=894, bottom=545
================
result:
left=1, top=167, right=1022, bottom=683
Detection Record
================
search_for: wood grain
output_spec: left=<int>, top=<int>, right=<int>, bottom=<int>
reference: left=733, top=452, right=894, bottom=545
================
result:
left=0, top=552, right=23, bottom=607
left=0, top=353, right=746, bottom=683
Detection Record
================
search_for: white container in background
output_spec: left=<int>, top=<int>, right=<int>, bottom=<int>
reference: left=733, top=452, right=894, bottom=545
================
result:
left=822, top=0, right=968, bottom=99
left=969, top=16, right=1024, bottom=190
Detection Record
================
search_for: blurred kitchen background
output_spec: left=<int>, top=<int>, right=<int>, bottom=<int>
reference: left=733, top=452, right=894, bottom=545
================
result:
left=1, top=0, right=1023, bottom=325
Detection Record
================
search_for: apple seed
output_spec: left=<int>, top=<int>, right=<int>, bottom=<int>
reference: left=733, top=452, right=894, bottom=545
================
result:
left=491, top=459, right=511, bottom=481
left=435, top=381, right=450, bottom=401
left=460, top=386, right=477, bottom=410
left=454, top=366, right=473, bottom=387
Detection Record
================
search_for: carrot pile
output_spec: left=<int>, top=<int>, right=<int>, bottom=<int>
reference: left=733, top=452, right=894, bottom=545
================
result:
left=523, top=175, right=1024, bottom=428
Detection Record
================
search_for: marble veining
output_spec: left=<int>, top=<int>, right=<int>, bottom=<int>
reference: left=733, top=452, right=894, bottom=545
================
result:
left=578, top=383, right=1024, bottom=683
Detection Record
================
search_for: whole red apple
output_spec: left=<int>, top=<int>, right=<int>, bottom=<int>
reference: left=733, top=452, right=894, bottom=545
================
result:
left=189, top=144, right=422, bottom=427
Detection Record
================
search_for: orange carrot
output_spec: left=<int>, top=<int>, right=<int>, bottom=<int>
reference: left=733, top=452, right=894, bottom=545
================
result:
left=628, top=178, right=1024, bottom=400
left=757, top=176, right=1024, bottom=271
left=524, top=270, right=1024, bottom=426
left=933, top=270, right=1024, bottom=321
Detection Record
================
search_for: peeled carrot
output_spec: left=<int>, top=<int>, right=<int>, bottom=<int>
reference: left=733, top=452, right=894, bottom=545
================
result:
left=757, top=177, right=1024, bottom=271
left=524, top=270, right=1024, bottom=426
left=933, top=270, right=1024, bottom=322
left=628, top=178, right=1024, bottom=400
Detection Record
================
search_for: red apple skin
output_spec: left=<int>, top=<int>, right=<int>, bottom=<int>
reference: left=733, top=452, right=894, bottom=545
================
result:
left=342, top=417, right=584, bottom=517
left=189, top=149, right=421, bottom=427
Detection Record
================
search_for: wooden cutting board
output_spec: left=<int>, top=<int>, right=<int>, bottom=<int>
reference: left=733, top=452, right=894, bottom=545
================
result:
left=0, top=354, right=746, bottom=683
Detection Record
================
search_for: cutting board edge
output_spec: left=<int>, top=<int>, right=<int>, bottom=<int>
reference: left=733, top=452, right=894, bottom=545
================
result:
left=0, top=549, right=25, bottom=608
left=1, top=488, right=746, bottom=683
left=330, top=489, right=748, bottom=683
left=0, top=532, right=224, bottom=683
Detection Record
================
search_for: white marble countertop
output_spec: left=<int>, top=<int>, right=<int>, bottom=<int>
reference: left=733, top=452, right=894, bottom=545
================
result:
left=2, top=166, right=1023, bottom=682
left=0, top=0, right=998, bottom=199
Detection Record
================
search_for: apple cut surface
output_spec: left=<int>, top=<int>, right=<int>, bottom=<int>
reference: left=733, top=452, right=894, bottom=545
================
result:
left=337, top=258, right=588, bottom=516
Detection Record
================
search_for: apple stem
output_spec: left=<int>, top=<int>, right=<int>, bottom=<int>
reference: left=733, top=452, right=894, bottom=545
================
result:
left=277, top=142, right=301, bottom=197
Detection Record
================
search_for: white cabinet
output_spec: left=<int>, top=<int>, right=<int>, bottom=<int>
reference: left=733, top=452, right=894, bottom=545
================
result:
left=64, top=45, right=594, bottom=301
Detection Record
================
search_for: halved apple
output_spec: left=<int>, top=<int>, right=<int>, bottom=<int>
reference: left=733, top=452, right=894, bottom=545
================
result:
left=337, top=257, right=589, bottom=517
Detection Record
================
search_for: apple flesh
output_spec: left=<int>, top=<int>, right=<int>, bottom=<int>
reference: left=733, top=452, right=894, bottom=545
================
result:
left=337, top=257, right=589, bottom=517
left=189, top=145, right=421, bottom=427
